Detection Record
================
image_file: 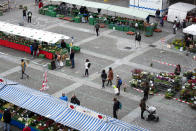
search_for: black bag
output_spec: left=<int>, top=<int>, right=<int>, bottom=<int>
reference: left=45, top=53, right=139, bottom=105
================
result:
left=88, top=63, right=91, bottom=68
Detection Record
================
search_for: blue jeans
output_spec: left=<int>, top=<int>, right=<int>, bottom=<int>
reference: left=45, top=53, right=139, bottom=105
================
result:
left=4, top=123, right=10, bottom=131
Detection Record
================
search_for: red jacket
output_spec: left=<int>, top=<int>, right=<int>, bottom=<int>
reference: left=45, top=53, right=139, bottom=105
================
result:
left=39, top=2, right=43, bottom=8
left=23, top=127, right=31, bottom=131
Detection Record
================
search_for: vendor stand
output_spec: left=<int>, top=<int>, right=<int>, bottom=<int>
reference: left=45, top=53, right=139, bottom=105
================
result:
left=0, top=21, right=80, bottom=61
left=0, top=78, right=148, bottom=131
left=41, top=0, right=161, bottom=36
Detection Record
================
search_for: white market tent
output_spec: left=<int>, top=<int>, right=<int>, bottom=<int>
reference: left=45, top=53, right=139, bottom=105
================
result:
left=49, top=0, right=149, bottom=19
left=167, top=2, right=196, bottom=22
left=0, top=21, right=70, bottom=44
left=0, top=79, right=149, bottom=131
left=183, top=24, right=196, bottom=36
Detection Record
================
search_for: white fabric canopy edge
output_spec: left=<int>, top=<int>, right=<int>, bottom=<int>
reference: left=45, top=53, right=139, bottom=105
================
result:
left=0, top=21, right=70, bottom=44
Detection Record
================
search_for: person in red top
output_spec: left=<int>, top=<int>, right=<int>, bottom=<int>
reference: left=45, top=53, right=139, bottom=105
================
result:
left=38, top=1, right=43, bottom=8
left=23, top=124, right=31, bottom=131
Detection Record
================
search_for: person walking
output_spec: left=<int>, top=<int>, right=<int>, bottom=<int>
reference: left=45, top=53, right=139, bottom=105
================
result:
left=107, top=67, right=113, bottom=86
left=139, top=98, right=146, bottom=119
left=143, top=82, right=149, bottom=100
left=155, top=8, right=160, bottom=21
left=101, top=69, right=107, bottom=88
left=23, top=8, right=27, bottom=20
left=3, top=108, right=11, bottom=131
left=70, top=49, right=75, bottom=68
left=70, top=94, right=80, bottom=105
left=59, top=93, right=68, bottom=102
left=173, top=23, right=177, bottom=34
left=84, top=59, right=90, bottom=77
left=94, top=23, right=100, bottom=36
left=116, top=75, right=122, bottom=96
left=21, top=59, right=29, bottom=79
left=160, top=17, right=164, bottom=27
left=27, top=10, right=32, bottom=23
left=174, top=64, right=181, bottom=75
left=113, top=98, right=120, bottom=119
left=135, top=32, right=141, bottom=48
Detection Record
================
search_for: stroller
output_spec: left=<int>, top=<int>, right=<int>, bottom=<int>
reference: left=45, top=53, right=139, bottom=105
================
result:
left=144, top=106, right=159, bottom=122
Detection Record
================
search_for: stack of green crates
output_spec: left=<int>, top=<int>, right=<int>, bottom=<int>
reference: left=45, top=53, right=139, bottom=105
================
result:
left=123, top=26, right=130, bottom=32
left=74, top=17, right=81, bottom=23
left=89, top=18, right=95, bottom=25
left=130, top=27, right=136, bottom=32
left=145, top=26, right=153, bottom=36
left=108, top=24, right=115, bottom=29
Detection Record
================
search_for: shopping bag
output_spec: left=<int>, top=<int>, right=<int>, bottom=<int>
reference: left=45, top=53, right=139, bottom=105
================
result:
left=59, top=61, right=64, bottom=67
left=1, top=116, right=3, bottom=122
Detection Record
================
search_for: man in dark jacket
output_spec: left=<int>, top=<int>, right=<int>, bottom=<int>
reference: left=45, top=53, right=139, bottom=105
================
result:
left=143, top=82, right=149, bottom=100
left=113, top=98, right=120, bottom=119
left=70, top=94, right=80, bottom=105
left=94, top=23, right=100, bottom=36
left=27, top=10, right=32, bottom=23
left=33, top=40, right=38, bottom=57
left=70, top=49, right=75, bottom=68
left=139, top=98, right=146, bottom=119
left=3, top=108, right=11, bottom=131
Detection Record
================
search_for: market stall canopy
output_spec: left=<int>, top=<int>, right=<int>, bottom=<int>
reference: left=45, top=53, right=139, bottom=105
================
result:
left=167, top=2, right=196, bottom=22
left=0, top=79, right=148, bottom=131
left=183, top=24, right=196, bottom=36
left=49, top=0, right=149, bottom=19
left=0, top=21, right=70, bottom=44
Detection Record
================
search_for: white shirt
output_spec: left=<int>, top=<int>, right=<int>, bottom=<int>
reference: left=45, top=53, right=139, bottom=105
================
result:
left=85, top=62, right=89, bottom=69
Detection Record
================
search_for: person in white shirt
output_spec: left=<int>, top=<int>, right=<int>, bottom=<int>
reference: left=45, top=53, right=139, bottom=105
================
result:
left=84, top=59, right=90, bottom=76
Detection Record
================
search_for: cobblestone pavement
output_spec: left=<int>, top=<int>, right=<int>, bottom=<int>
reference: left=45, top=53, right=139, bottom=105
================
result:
left=0, top=0, right=195, bottom=131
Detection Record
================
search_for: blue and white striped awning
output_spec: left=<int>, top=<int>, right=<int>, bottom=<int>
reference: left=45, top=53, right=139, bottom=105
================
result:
left=0, top=80, right=148, bottom=131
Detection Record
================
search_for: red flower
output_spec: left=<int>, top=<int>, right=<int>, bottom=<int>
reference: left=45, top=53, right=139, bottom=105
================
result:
left=98, top=115, right=103, bottom=119
left=0, top=79, right=3, bottom=82
left=70, top=105, right=74, bottom=109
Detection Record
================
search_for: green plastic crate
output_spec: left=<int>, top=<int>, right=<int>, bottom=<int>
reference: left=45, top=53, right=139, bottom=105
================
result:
left=74, top=17, right=81, bottom=23
left=0, top=11, right=3, bottom=16
left=39, top=54, right=45, bottom=58
left=108, top=24, right=114, bottom=29
left=50, top=11, right=56, bottom=17
left=130, top=27, right=136, bottom=32
left=89, top=18, right=95, bottom=25
left=123, top=26, right=130, bottom=32
left=72, top=46, right=80, bottom=52
left=48, top=63, right=52, bottom=70
left=66, top=59, right=71, bottom=66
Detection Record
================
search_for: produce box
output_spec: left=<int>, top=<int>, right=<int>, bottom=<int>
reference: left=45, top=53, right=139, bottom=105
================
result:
left=39, top=54, right=45, bottom=58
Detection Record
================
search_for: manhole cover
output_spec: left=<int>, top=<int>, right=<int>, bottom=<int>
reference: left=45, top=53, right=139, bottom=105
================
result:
left=149, top=45, right=156, bottom=47
left=124, top=47, right=132, bottom=50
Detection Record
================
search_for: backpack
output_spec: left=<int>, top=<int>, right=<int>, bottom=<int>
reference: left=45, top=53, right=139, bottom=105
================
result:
left=119, top=101, right=122, bottom=110
left=118, top=79, right=122, bottom=86
left=88, top=63, right=91, bottom=68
